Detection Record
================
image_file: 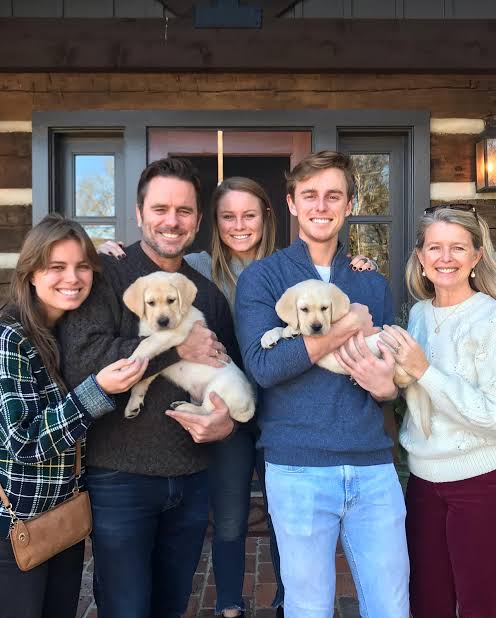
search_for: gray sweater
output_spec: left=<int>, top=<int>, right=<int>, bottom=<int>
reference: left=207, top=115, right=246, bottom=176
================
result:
left=58, top=243, right=237, bottom=477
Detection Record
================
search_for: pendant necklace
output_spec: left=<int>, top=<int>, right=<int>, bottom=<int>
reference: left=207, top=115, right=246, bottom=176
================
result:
left=431, top=302, right=462, bottom=334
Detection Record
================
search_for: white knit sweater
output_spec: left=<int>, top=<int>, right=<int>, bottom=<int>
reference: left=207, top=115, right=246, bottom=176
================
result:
left=399, top=292, right=496, bottom=482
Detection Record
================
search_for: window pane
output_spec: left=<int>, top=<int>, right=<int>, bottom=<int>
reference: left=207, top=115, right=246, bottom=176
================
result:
left=75, top=155, right=115, bottom=217
left=348, top=223, right=390, bottom=278
left=488, top=138, right=496, bottom=187
left=350, top=154, right=390, bottom=215
left=83, top=225, right=115, bottom=246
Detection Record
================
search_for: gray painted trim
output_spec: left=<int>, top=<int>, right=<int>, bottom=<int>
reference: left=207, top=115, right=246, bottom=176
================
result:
left=32, top=109, right=430, bottom=253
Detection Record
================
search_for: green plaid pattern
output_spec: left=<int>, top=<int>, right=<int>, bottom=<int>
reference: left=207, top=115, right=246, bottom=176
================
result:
left=0, top=320, right=114, bottom=538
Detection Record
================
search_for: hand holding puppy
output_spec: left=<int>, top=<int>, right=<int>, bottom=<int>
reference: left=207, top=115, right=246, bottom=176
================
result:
left=334, top=332, right=398, bottom=401
left=176, top=320, right=229, bottom=368
left=96, top=357, right=149, bottom=394
left=166, top=392, right=235, bottom=443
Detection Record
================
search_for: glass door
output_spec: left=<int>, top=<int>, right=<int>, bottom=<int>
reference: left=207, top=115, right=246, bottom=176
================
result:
left=339, top=134, right=408, bottom=318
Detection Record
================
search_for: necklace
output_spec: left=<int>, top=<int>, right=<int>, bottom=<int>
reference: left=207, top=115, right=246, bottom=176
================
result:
left=431, top=302, right=462, bottom=334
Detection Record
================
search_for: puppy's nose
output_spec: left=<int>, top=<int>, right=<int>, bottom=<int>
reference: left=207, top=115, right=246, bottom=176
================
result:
left=157, top=316, right=170, bottom=328
left=311, top=322, right=322, bottom=333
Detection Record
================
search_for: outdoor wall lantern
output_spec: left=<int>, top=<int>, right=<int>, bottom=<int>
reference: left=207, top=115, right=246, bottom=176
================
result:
left=476, top=118, right=496, bottom=192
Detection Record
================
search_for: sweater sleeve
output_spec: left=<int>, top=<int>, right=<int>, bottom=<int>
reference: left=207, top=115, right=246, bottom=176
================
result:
left=59, top=267, right=180, bottom=390
left=417, top=318, right=496, bottom=431
left=0, top=328, right=114, bottom=464
left=235, top=264, right=313, bottom=389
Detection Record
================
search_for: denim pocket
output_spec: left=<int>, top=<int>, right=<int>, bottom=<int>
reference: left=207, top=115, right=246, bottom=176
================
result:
left=266, top=463, right=315, bottom=536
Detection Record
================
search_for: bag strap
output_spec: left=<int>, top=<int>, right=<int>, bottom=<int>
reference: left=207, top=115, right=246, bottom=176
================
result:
left=0, top=440, right=82, bottom=521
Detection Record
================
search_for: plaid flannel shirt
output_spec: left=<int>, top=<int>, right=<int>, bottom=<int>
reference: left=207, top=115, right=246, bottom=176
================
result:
left=0, top=320, right=114, bottom=538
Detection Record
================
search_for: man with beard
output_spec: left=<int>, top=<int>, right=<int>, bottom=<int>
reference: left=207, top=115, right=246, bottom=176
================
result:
left=58, top=158, right=236, bottom=618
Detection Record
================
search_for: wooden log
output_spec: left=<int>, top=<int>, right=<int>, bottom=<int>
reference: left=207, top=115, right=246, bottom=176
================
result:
left=430, top=134, right=477, bottom=183
left=1, top=72, right=496, bottom=119
left=0, top=268, right=14, bottom=285
left=0, top=226, right=30, bottom=251
left=0, top=204, right=32, bottom=226
left=0, top=159, right=31, bottom=188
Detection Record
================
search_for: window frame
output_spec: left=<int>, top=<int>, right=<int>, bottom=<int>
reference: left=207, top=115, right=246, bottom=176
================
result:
left=55, top=133, right=125, bottom=243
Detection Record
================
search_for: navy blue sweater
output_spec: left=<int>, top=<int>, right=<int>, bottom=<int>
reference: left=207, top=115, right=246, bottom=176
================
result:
left=235, top=238, right=394, bottom=467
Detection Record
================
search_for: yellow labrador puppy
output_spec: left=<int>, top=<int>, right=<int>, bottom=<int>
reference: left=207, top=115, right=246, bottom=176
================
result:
left=123, top=271, right=255, bottom=422
left=261, top=279, right=413, bottom=388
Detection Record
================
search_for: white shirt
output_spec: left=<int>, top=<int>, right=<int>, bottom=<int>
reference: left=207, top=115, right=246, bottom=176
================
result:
left=400, top=292, right=496, bottom=482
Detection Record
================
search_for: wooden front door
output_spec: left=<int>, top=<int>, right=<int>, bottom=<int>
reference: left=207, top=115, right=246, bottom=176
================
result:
left=147, top=129, right=311, bottom=252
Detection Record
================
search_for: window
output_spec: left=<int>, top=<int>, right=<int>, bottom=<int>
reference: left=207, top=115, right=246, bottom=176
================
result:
left=339, top=134, right=409, bottom=318
left=56, top=134, right=124, bottom=246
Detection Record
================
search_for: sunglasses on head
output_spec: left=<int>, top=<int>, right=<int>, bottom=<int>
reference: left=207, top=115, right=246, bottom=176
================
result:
left=424, top=203, right=479, bottom=221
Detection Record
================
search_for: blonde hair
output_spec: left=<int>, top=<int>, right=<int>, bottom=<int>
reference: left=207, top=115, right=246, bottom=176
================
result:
left=1, top=214, right=100, bottom=389
left=406, top=207, right=496, bottom=301
left=210, top=177, right=276, bottom=300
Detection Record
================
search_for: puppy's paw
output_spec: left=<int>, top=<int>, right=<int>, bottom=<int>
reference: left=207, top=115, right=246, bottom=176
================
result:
left=261, top=327, right=284, bottom=349
left=282, top=325, right=300, bottom=340
left=124, top=402, right=142, bottom=419
left=169, top=400, right=189, bottom=410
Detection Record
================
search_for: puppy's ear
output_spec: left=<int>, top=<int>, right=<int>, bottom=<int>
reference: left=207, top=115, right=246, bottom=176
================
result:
left=328, top=284, right=351, bottom=322
left=275, top=286, right=299, bottom=328
left=123, top=277, right=146, bottom=318
left=171, top=274, right=198, bottom=316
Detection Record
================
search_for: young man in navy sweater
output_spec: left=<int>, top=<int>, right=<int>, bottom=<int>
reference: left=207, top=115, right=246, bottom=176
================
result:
left=235, top=151, right=409, bottom=618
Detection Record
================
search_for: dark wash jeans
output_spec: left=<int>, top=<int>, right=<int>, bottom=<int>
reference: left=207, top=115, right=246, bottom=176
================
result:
left=0, top=538, right=84, bottom=618
left=86, top=466, right=209, bottom=618
left=209, top=425, right=284, bottom=613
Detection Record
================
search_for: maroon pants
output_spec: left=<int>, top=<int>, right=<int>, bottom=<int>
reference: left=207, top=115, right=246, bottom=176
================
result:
left=406, top=470, right=496, bottom=618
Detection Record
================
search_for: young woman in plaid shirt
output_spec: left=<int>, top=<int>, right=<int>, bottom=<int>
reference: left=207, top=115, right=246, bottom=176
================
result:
left=0, top=215, right=148, bottom=618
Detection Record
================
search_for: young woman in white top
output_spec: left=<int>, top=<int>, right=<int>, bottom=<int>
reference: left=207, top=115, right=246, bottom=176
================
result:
left=378, top=205, right=496, bottom=618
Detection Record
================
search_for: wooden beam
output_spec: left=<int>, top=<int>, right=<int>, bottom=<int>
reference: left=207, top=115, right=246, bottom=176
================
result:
left=2, top=18, right=496, bottom=72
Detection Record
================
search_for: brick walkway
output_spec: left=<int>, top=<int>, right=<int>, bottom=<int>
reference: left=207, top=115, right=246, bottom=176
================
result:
left=76, top=498, right=360, bottom=618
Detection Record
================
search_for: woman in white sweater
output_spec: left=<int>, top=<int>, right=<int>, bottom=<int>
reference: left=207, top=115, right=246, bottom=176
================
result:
left=381, top=204, right=496, bottom=618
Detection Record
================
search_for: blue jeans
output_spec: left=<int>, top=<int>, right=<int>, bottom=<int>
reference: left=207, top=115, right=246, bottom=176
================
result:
left=209, top=427, right=284, bottom=613
left=86, top=466, right=209, bottom=618
left=266, top=462, right=409, bottom=618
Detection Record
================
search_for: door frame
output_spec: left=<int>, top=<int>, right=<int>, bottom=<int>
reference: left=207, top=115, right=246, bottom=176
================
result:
left=33, top=109, right=430, bottom=307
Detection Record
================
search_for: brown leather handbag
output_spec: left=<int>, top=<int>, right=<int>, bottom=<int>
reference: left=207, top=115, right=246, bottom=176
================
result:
left=0, top=441, right=92, bottom=571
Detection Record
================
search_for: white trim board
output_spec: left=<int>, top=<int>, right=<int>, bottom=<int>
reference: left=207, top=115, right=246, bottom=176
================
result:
left=0, top=254, right=19, bottom=269
left=0, top=121, right=32, bottom=133
left=0, top=189, right=32, bottom=206
left=430, top=119, right=485, bottom=135
left=430, top=182, right=492, bottom=201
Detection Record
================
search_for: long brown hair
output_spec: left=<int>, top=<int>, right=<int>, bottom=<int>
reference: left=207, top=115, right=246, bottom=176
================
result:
left=210, top=177, right=276, bottom=299
left=406, top=207, right=496, bottom=301
left=1, top=214, right=100, bottom=389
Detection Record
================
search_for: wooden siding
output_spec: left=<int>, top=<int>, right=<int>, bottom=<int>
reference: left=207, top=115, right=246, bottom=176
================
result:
left=0, top=204, right=31, bottom=252
left=430, top=134, right=477, bottom=183
left=0, top=133, right=31, bottom=188
left=0, top=73, right=496, bottom=120
left=3, top=18, right=496, bottom=72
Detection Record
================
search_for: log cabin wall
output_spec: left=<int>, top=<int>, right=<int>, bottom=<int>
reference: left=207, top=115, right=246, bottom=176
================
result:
left=0, top=72, right=495, bottom=302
